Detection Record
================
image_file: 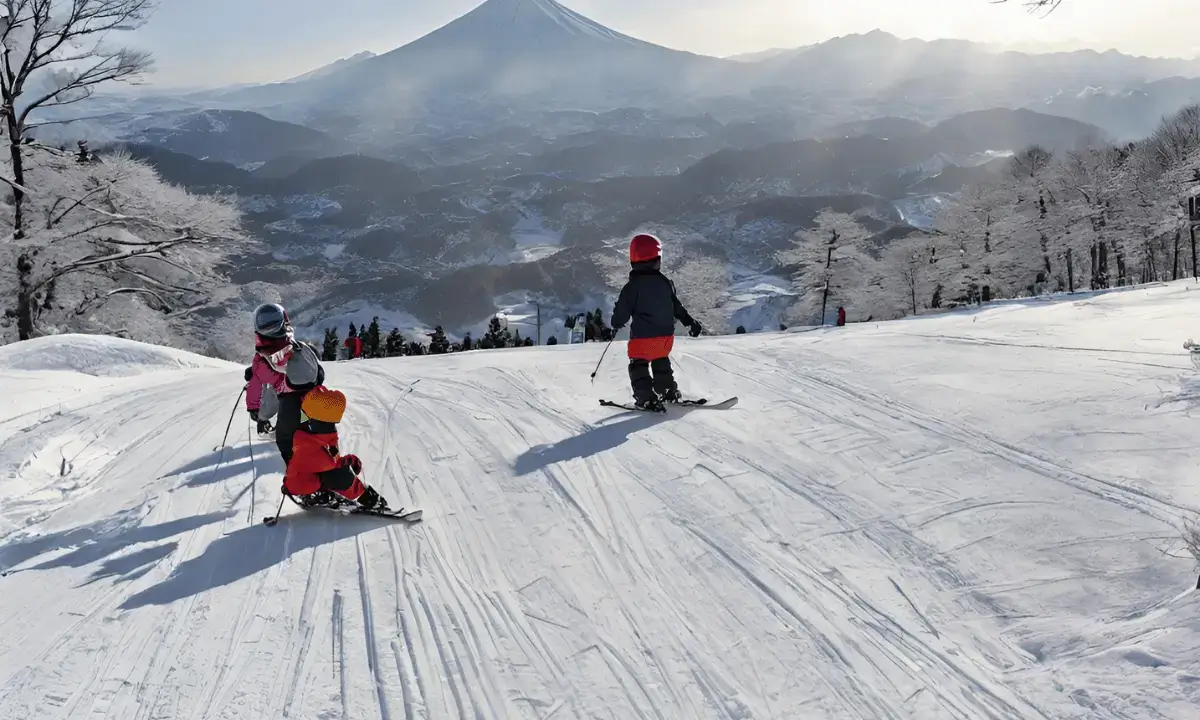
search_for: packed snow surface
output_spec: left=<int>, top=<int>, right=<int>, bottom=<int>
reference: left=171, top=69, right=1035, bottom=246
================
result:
left=3, top=283, right=1200, bottom=719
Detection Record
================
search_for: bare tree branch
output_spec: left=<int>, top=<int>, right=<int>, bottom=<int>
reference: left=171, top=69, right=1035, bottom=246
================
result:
left=74, top=285, right=166, bottom=315
left=990, top=0, right=1064, bottom=14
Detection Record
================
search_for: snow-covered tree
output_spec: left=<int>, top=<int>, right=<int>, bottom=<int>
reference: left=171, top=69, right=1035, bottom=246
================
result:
left=1, top=0, right=155, bottom=237
left=2, top=144, right=245, bottom=340
left=669, top=255, right=729, bottom=333
left=0, top=1, right=250, bottom=345
left=779, top=208, right=874, bottom=324
left=882, top=234, right=937, bottom=316
left=920, top=103, right=1200, bottom=312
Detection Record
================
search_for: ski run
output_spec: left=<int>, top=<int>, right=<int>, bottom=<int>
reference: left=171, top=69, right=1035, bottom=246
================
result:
left=5, top=282, right=1200, bottom=720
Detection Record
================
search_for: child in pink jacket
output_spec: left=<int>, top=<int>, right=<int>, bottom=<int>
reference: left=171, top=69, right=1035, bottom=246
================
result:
left=245, top=303, right=325, bottom=465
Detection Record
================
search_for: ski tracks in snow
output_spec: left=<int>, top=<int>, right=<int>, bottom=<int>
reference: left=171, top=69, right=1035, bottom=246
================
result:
left=3, top=319, right=1199, bottom=719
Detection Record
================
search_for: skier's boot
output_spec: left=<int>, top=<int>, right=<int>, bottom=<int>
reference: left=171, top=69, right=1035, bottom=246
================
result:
left=357, top=486, right=388, bottom=511
left=299, top=490, right=337, bottom=508
left=634, top=396, right=666, bottom=412
left=659, top=388, right=682, bottom=404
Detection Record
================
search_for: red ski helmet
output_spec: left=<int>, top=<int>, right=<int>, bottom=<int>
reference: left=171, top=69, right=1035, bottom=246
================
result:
left=629, top=233, right=662, bottom=263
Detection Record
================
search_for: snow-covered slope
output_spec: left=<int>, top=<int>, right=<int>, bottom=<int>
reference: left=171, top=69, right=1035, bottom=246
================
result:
left=3, top=284, right=1200, bottom=718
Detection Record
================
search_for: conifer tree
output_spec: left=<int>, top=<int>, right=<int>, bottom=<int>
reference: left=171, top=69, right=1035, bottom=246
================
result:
left=365, top=316, right=382, bottom=357
left=429, top=326, right=451, bottom=354
left=482, top=316, right=507, bottom=348
left=321, top=327, right=339, bottom=361
left=385, top=327, right=404, bottom=356
left=461, top=332, right=473, bottom=351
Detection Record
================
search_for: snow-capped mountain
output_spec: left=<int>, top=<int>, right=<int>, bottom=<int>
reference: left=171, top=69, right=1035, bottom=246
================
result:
left=284, top=51, right=377, bottom=83
left=205, top=0, right=730, bottom=128
left=1037, top=76, right=1200, bottom=140
left=40, top=19, right=1200, bottom=146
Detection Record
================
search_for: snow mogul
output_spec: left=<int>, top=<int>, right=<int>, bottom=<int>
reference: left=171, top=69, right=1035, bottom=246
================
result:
left=609, top=233, right=703, bottom=412
left=245, top=302, right=325, bottom=465
left=282, top=385, right=388, bottom=510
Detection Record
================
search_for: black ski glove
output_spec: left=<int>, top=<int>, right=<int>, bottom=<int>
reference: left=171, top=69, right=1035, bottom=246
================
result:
left=256, top=419, right=274, bottom=435
left=689, top=321, right=702, bottom=337
left=244, top=366, right=253, bottom=382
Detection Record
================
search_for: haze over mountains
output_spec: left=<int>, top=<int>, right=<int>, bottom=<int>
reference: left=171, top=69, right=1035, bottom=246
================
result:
left=29, top=0, right=1200, bottom=348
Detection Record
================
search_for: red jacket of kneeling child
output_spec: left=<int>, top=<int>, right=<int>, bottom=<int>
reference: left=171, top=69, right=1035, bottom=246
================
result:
left=283, top=386, right=367, bottom=501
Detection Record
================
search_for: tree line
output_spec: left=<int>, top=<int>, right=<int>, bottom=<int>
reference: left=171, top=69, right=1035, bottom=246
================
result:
left=782, top=103, right=1200, bottom=324
left=319, top=315, right=541, bottom=361
left=315, top=306, right=631, bottom=361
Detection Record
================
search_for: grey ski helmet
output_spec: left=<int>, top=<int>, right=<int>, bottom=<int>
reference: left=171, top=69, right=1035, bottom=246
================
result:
left=253, top=303, right=290, bottom=338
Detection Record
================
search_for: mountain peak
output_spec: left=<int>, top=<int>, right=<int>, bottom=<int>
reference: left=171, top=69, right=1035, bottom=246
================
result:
left=279, top=0, right=722, bottom=114
left=407, top=0, right=643, bottom=51
left=211, top=0, right=729, bottom=119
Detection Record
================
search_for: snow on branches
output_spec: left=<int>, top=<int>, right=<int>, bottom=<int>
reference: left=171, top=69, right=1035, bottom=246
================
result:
left=802, top=103, right=1200, bottom=324
left=0, top=1, right=154, bottom=129
left=2, top=142, right=246, bottom=342
left=779, top=209, right=876, bottom=324
left=0, top=1, right=249, bottom=349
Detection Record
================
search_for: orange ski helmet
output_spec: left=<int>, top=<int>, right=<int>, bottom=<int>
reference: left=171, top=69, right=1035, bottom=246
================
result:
left=302, top=386, right=346, bottom=424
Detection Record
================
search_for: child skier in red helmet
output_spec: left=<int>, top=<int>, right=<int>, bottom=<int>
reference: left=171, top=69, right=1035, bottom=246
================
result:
left=610, top=233, right=703, bottom=412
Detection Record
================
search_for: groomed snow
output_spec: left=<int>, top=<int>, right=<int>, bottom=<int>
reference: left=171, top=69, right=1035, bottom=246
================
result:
left=2, top=283, right=1200, bottom=718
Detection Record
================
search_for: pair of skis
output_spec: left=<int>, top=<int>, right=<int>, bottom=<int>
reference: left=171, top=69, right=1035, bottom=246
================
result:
left=263, top=500, right=422, bottom=526
left=598, top=396, right=738, bottom=412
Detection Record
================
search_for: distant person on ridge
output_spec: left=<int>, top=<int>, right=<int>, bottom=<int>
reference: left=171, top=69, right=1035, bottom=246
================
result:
left=281, top=385, right=387, bottom=510
left=610, top=233, right=702, bottom=412
left=245, top=303, right=326, bottom=465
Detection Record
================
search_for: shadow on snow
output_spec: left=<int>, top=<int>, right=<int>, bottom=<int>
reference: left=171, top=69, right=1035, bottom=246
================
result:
left=160, top=439, right=284, bottom=489
left=162, top=442, right=256, bottom=478
left=0, top=510, right=235, bottom=586
left=180, top=458, right=258, bottom=488
left=119, top=510, right=408, bottom=610
left=512, top=412, right=667, bottom=476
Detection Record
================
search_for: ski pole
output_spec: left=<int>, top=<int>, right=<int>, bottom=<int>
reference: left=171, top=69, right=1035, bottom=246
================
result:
left=590, top=336, right=616, bottom=384
left=216, top=384, right=248, bottom=451
left=263, top=493, right=287, bottom=526
left=246, top=414, right=258, bottom=525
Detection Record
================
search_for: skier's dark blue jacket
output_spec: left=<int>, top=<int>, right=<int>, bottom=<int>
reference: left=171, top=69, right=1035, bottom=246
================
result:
left=611, top=261, right=696, bottom=340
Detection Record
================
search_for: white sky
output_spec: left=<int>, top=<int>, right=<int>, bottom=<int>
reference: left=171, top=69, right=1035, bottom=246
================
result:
left=131, top=0, right=1200, bottom=88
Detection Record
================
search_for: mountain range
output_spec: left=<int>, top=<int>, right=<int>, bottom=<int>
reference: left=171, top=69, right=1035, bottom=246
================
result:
left=27, top=0, right=1200, bottom=346
left=42, top=0, right=1200, bottom=143
left=105, top=105, right=1103, bottom=337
